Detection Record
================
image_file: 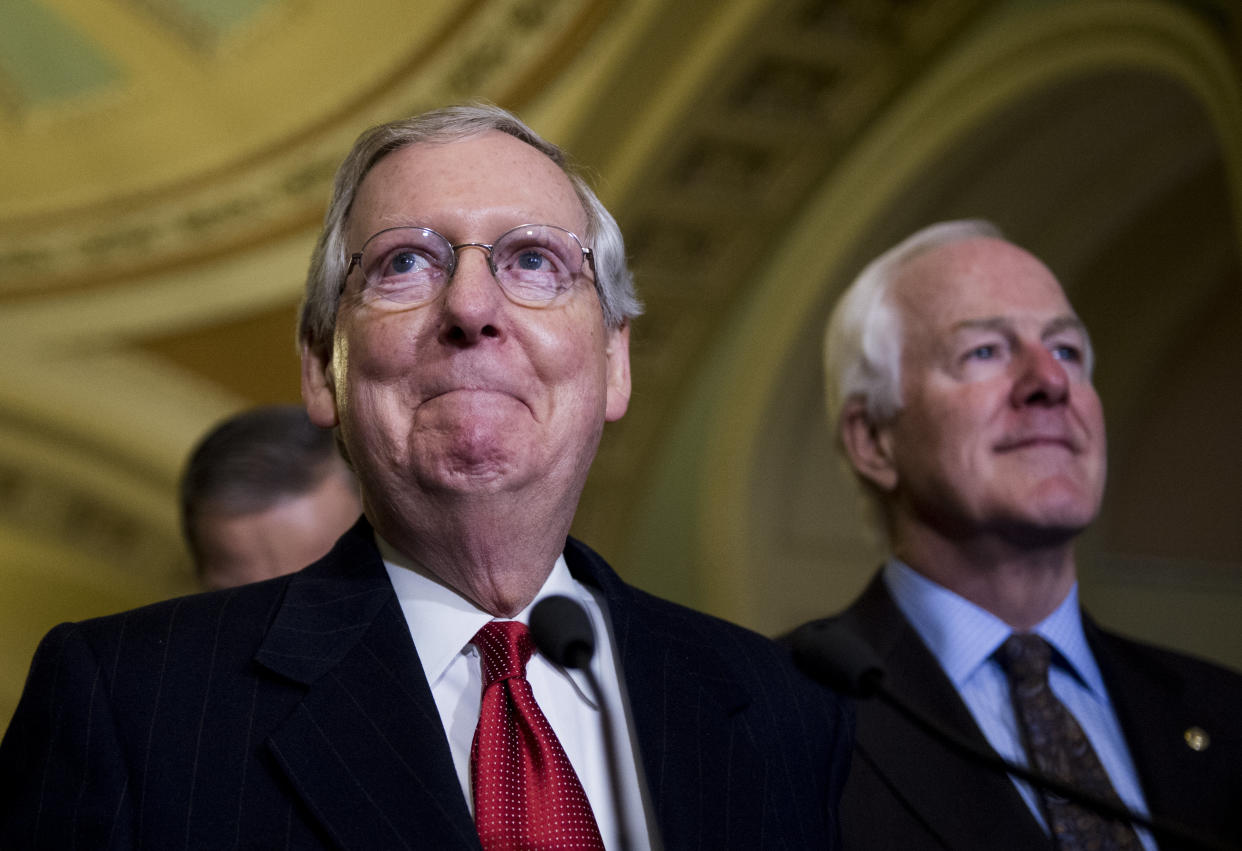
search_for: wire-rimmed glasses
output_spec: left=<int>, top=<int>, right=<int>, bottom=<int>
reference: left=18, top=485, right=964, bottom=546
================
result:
left=343, top=224, right=595, bottom=307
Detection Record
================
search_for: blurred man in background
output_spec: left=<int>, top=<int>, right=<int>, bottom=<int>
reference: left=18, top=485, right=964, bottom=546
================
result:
left=180, top=404, right=362, bottom=589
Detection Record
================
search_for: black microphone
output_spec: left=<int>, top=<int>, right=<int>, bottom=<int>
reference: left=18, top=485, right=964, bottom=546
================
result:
left=790, top=620, right=1233, bottom=851
left=530, top=594, right=595, bottom=671
left=789, top=617, right=886, bottom=699
left=530, top=595, right=634, bottom=851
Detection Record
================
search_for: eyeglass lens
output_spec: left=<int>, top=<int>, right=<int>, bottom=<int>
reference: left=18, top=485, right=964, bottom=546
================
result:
left=356, top=225, right=586, bottom=305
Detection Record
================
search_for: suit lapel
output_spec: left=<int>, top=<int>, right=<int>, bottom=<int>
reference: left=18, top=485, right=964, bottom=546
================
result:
left=564, top=539, right=756, bottom=848
left=257, top=520, right=480, bottom=851
left=844, top=575, right=1052, bottom=851
left=1087, top=619, right=1203, bottom=834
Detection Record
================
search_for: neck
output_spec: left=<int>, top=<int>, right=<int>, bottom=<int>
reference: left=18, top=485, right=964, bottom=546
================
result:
left=367, top=489, right=577, bottom=618
left=892, top=521, right=1078, bottom=631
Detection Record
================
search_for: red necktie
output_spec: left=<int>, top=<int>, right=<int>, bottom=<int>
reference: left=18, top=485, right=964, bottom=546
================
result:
left=470, top=620, right=606, bottom=850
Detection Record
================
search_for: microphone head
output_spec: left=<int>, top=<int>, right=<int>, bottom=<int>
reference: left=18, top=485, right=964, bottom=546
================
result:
left=789, top=620, right=886, bottom=699
left=530, top=594, right=596, bottom=670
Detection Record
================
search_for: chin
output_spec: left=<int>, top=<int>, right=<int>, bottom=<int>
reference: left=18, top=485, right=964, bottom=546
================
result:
left=993, top=499, right=1097, bottom=547
left=1027, top=475, right=1100, bottom=519
left=420, top=455, right=519, bottom=492
left=998, top=517, right=1089, bottom=549
left=406, top=419, right=525, bottom=478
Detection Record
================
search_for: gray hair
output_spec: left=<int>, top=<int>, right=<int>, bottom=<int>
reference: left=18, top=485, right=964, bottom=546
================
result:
left=298, top=103, right=642, bottom=359
left=824, top=219, right=1005, bottom=435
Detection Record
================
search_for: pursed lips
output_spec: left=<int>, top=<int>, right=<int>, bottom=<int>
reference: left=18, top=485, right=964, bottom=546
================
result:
left=993, top=432, right=1079, bottom=453
left=420, top=383, right=531, bottom=414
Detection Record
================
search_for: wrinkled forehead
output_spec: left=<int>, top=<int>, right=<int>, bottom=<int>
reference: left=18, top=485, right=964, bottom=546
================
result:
left=891, top=236, right=1075, bottom=332
left=347, top=132, right=589, bottom=244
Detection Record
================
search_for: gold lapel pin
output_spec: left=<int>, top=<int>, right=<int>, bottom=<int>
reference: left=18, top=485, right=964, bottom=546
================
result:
left=1183, top=726, right=1210, bottom=752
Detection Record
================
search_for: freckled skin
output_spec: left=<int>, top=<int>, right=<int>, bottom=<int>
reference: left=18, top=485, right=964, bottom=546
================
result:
left=301, top=131, right=631, bottom=615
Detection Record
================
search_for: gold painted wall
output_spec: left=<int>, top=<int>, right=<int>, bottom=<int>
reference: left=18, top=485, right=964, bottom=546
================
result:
left=2, top=0, right=1240, bottom=730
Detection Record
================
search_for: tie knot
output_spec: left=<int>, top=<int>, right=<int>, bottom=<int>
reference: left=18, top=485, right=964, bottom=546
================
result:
left=999, top=632, right=1052, bottom=685
left=474, top=620, right=535, bottom=688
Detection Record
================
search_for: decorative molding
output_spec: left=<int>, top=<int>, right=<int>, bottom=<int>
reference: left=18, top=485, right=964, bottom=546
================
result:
left=604, top=0, right=1242, bottom=619
left=578, top=0, right=988, bottom=567
left=0, top=0, right=612, bottom=299
left=0, top=440, right=191, bottom=594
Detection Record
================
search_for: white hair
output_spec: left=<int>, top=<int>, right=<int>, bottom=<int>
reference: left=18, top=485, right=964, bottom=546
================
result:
left=824, top=219, right=1005, bottom=436
left=298, top=103, right=642, bottom=361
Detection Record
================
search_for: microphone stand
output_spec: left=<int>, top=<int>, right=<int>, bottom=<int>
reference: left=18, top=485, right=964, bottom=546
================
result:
left=792, top=621, right=1234, bottom=851
left=532, top=595, right=634, bottom=851
left=866, top=673, right=1230, bottom=850
left=576, top=658, right=632, bottom=851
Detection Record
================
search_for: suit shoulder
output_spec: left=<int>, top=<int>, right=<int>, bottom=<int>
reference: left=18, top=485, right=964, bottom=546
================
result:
left=564, top=537, right=763, bottom=633
left=640, top=587, right=798, bottom=660
left=39, top=576, right=289, bottom=668
left=564, top=538, right=845, bottom=698
left=1091, top=624, right=1242, bottom=695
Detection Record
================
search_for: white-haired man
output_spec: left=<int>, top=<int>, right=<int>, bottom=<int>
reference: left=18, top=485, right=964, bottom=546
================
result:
left=1, top=104, right=851, bottom=850
left=795, top=221, right=1241, bottom=850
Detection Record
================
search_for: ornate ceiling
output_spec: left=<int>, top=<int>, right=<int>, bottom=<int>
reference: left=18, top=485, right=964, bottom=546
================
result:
left=2, top=0, right=1241, bottom=724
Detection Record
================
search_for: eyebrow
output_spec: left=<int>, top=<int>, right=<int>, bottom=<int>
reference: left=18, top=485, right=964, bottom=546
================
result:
left=951, top=315, right=1088, bottom=338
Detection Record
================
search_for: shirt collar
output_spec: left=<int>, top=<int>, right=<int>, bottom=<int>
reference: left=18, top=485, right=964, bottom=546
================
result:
left=1032, top=584, right=1107, bottom=696
left=884, top=559, right=1011, bottom=688
left=377, top=533, right=590, bottom=689
left=883, top=559, right=1105, bottom=697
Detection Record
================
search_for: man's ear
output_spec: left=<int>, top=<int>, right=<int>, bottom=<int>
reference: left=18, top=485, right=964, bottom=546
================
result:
left=604, top=322, right=631, bottom=423
left=301, top=341, right=340, bottom=428
left=839, top=398, right=898, bottom=492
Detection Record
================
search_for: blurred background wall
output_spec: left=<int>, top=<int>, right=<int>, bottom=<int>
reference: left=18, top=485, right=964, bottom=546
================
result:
left=2, top=0, right=1240, bottom=727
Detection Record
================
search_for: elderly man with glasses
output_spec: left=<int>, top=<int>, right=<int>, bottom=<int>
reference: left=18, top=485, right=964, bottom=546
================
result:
left=0, top=104, right=852, bottom=850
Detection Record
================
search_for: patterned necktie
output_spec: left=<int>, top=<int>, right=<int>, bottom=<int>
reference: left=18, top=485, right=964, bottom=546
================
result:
left=470, top=619, right=605, bottom=851
left=999, top=633, right=1143, bottom=851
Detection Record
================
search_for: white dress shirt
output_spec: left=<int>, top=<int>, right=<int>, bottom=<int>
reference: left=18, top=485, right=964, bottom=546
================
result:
left=884, top=559, right=1157, bottom=850
left=380, top=535, right=653, bottom=850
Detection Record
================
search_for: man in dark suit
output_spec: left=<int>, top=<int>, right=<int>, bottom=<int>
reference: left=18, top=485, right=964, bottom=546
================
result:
left=0, top=104, right=851, bottom=849
left=795, top=220, right=1242, bottom=850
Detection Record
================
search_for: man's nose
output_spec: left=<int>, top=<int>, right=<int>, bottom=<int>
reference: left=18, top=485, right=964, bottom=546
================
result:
left=438, top=248, right=504, bottom=344
left=1010, top=344, right=1069, bottom=406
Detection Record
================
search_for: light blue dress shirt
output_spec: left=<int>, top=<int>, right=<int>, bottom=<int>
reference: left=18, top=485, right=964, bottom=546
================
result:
left=883, top=559, right=1157, bottom=849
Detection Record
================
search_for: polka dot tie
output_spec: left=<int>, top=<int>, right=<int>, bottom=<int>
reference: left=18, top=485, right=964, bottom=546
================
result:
left=999, top=633, right=1143, bottom=851
left=470, top=620, right=606, bottom=850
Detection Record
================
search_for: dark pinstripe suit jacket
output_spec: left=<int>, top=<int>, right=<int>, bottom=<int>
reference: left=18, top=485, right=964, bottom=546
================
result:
left=819, top=574, right=1242, bottom=851
left=0, top=519, right=852, bottom=849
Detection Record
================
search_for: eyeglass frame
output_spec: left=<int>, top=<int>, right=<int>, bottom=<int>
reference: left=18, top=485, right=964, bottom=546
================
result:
left=341, top=223, right=597, bottom=303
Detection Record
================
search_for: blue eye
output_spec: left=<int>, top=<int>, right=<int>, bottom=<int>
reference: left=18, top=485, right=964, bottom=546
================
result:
left=1052, top=344, right=1081, bottom=362
left=515, top=250, right=547, bottom=271
left=968, top=344, right=998, bottom=360
left=390, top=252, right=419, bottom=275
left=377, top=247, right=438, bottom=281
